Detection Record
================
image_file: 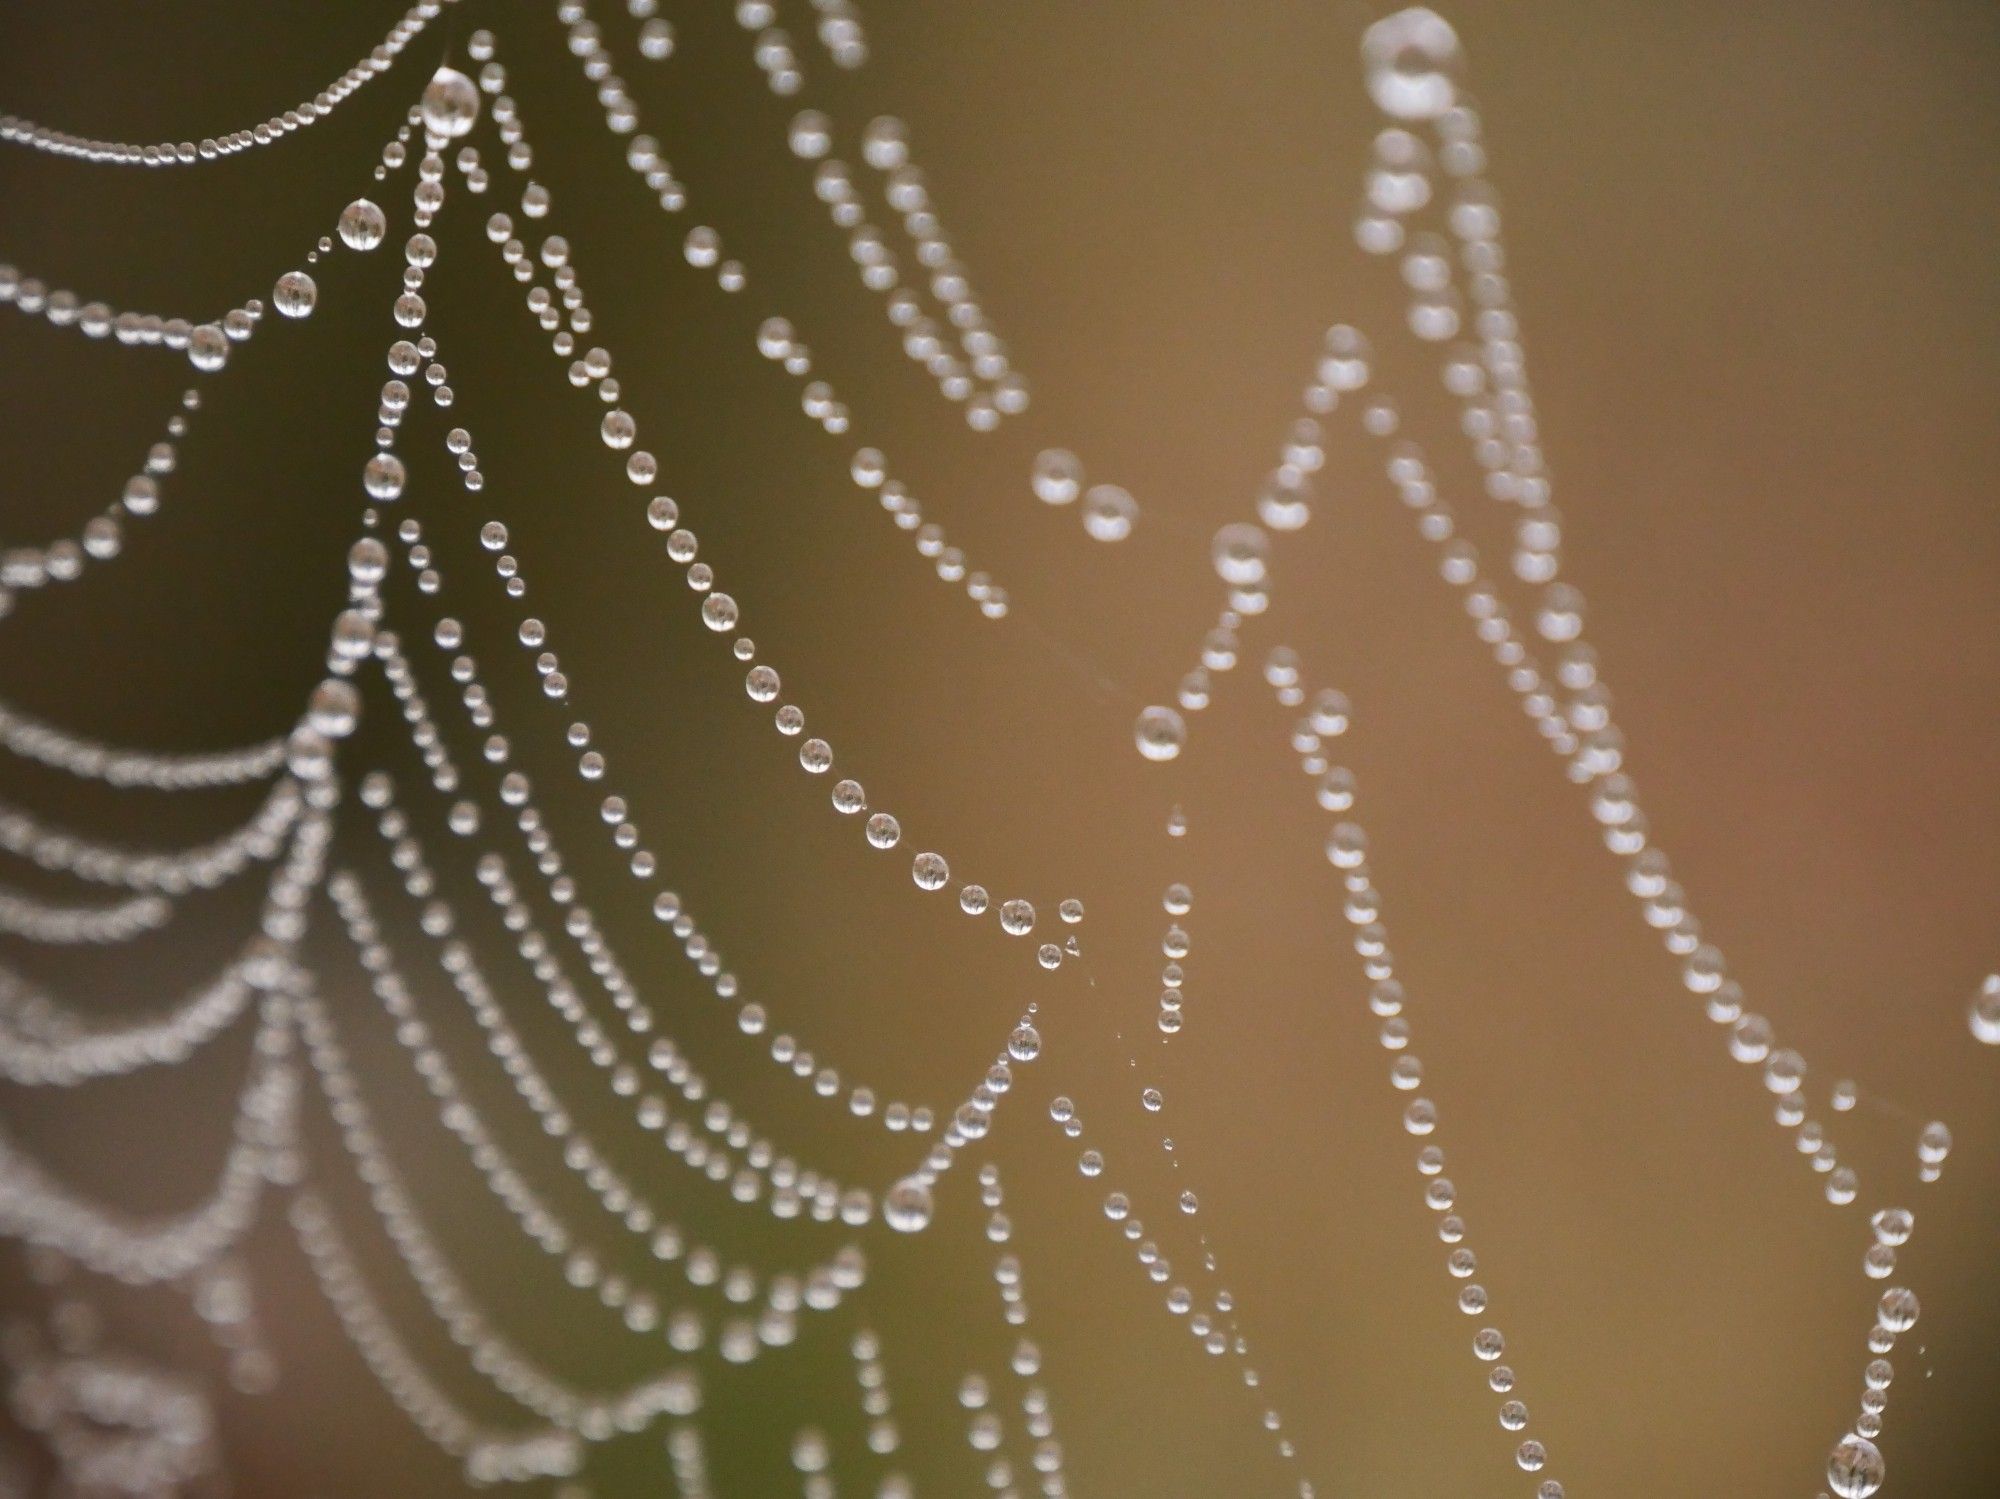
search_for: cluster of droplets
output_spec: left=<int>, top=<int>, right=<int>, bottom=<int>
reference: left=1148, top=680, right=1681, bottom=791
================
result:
left=664, top=1422, right=713, bottom=1498
left=973, top=1167, right=1068, bottom=1496
left=289, top=982, right=723, bottom=1441
left=352, top=145, right=1062, bottom=1275
left=1120, top=858, right=1315, bottom=1486
left=540, top=16, right=1019, bottom=620
left=0, top=697, right=284, bottom=789
left=392, top=463, right=939, bottom=1138
left=245, top=207, right=936, bottom=1466
left=288, top=1186, right=586, bottom=1484
left=0, top=771, right=303, bottom=896
left=1155, top=881, right=1196, bottom=1035
left=0, top=263, right=263, bottom=365
left=0, top=806, right=328, bottom=1087
left=0, top=73, right=424, bottom=387
left=0, top=987, right=302, bottom=1287
left=354, top=745, right=872, bottom=1234
left=788, top=110, right=1025, bottom=426
left=886, top=1001, right=1051, bottom=1233
left=1820, top=1218, right=1922, bottom=1499
left=324, top=866, right=860, bottom=1353
left=0, top=886, right=168, bottom=946
left=463, top=112, right=1051, bottom=958
left=1348, top=12, right=1926, bottom=1258
left=846, top=1326, right=910, bottom=1484
left=726, top=1, right=805, bottom=95
left=0, top=1287, right=224, bottom=1494
left=183, top=1250, right=282, bottom=1396
left=1131, top=323, right=1366, bottom=761
left=807, top=0, right=868, bottom=69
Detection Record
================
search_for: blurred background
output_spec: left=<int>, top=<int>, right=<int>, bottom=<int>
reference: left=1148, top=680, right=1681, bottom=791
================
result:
left=0, top=1, right=1995, bottom=1494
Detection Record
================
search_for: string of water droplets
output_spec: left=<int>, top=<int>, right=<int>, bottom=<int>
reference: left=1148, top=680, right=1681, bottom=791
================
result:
left=1122, top=11, right=1976, bottom=1491
left=0, top=1, right=456, bottom=166
left=544, top=7, right=1025, bottom=614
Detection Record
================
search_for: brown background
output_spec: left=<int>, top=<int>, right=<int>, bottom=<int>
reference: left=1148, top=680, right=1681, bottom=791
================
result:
left=0, top=2, right=1995, bottom=1495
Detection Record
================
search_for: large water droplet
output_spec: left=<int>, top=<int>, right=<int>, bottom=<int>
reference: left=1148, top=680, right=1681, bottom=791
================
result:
left=1135, top=706, right=1187, bottom=762
left=273, top=271, right=317, bottom=319
left=1211, top=523, right=1272, bottom=586
left=1361, top=8, right=1463, bottom=122
left=1827, top=1434, right=1885, bottom=1498
left=338, top=199, right=387, bottom=252
left=421, top=67, right=482, bottom=140
left=883, top=1178, right=933, bottom=1232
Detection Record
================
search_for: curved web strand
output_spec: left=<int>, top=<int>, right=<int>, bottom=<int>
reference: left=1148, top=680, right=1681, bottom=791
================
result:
left=374, top=502, right=948, bottom=1146
left=0, top=990, right=298, bottom=1284
left=324, top=867, right=864, bottom=1339
left=346, top=766, right=875, bottom=1257
left=0, top=886, right=170, bottom=945
left=0, top=2, right=458, bottom=167
left=507, top=18, right=1020, bottom=618
left=0, top=692, right=287, bottom=790
left=290, top=984, right=716, bottom=1439
left=288, top=1188, right=586, bottom=1485
left=0, top=804, right=330, bottom=1084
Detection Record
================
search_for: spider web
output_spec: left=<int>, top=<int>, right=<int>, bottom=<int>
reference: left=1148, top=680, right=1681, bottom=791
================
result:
left=0, top=3, right=1985, bottom=1497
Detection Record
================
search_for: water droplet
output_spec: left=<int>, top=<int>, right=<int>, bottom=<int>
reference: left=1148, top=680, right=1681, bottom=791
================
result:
left=188, top=324, right=229, bottom=372
left=1917, top=1120, right=1952, bottom=1166
left=1326, top=823, right=1368, bottom=868
left=1971, top=974, right=2000, bottom=1044
left=1827, top=1434, right=1885, bottom=1498
left=1032, top=448, right=1082, bottom=505
left=1082, top=484, right=1137, bottom=542
left=1211, top=523, right=1271, bottom=586
left=1876, top=1287, right=1920, bottom=1333
left=1135, top=706, right=1187, bottom=762
left=788, top=110, right=831, bottom=159
left=1361, top=8, right=1463, bottom=122
left=883, top=1178, right=933, bottom=1232
left=363, top=452, right=406, bottom=501
left=338, top=199, right=387, bottom=251
left=421, top=67, right=481, bottom=140
left=273, top=271, right=317, bottom=318
left=1870, top=1208, right=1913, bottom=1246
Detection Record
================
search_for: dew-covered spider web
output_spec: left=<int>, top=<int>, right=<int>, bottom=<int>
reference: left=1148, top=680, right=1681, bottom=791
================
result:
left=0, top=3, right=1996, bottom=1496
